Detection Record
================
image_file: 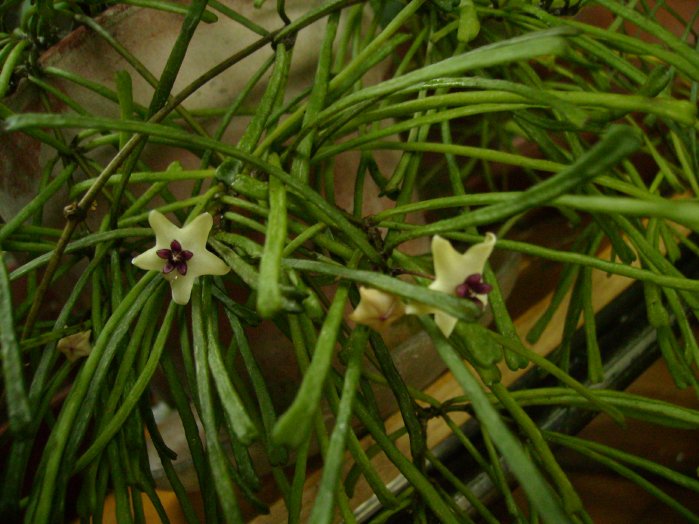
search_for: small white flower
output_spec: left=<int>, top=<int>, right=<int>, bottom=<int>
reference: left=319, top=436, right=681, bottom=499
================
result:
left=132, top=210, right=229, bottom=305
left=407, top=233, right=496, bottom=337
left=349, top=287, right=405, bottom=331
left=57, top=330, right=92, bottom=362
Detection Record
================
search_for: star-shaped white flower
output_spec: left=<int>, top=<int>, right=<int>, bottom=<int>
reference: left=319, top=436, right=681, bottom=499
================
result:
left=57, top=330, right=92, bottom=362
left=132, top=210, right=230, bottom=305
left=349, top=287, right=405, bottom=331
left=407, top=233, right=496, bottom=337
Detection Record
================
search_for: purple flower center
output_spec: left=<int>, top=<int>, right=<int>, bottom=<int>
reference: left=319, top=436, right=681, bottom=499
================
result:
left=455, top=273, right=492, bottom=306
left=156, top=240, right=193, bottom=276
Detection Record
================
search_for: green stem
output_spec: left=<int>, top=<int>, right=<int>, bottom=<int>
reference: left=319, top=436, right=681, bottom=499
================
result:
left=352, top=400, right=460, bottom=524
left=205, top=297, right=259, bottom=444
left=0, top=39, right=28, bottom=98
left=74, top=301, right=177, bottom=472
left=25, top=273, right=159, bottom=523
left=0, top=253, right=31, bottom=435
left=369, top=332, right=427, bottom=484
left=191, top=281, right=244, bottom=524
left=489, top=382, right=583, bottom=516
left=545, top=431, right=699, bottom=523
left=421, top=317, right=572, bottom=524
left=308, top=328, right=368, bottom=524
left=387, top=125, right=641, bottom=247
left=257, top=163, right=288, bottom=318
left=272, top=252, right=360, bottom=448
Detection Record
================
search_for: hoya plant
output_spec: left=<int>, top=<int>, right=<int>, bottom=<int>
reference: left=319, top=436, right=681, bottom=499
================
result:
left=1, top=0, right=698, bottom=523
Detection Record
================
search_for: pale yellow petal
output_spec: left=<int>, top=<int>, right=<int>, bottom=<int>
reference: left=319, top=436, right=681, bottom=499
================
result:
left=361, top=288, right=395, bottom=314
left=170, top=275, right=196, bottom=305
left=148, top=210, right=181, bottom=248
left=460, top=232, right=496, bottom=274
left=434, top=311, right=458, bottom=338
left=476, top=291, right=491, bottom=308
left=131, top=247, right=165, bottom=272
left=189, top=250, right=230, bottom=277
left=349, top=287, right=405, bottom=331
left=179, top=212, right=214, bottom=253
left=405, top=301, right=436, bottom=317
left=430, top=235, right=467, bottom=293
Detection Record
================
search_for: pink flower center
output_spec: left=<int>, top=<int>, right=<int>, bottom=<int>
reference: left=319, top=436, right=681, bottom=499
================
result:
left=156, top=240, right=193, bottom=276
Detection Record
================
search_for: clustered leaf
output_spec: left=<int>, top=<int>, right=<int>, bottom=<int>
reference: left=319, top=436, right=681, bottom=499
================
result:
left=2, top=1, right=698, bottom=523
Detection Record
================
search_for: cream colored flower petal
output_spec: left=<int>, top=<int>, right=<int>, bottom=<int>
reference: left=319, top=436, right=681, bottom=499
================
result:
left=149, top=209, right=181, bottom=248
left=131, top=247, right=164, bottom=272
left=363, top=288, right=396, bottom=315
left=430, top=235, right=469, bottom=293
left=404, top=301, right=436, bottom=317
left=458, top=234, right=496, bottom=310
left=349, top=287, right=405, bottom=331
left=460, top=232, right=497, bottom=272
left=434, top=311, right=458, bottom=339
left=349, top=288, right=385, bottom=322
left=188, top=249, right=230, bottom=278
left=178, top=212, right=214, bottom=253
left=169, top=275, right=197, bottom=305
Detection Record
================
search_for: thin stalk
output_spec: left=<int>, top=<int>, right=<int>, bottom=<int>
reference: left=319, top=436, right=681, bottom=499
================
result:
left=273, top=252, right=361, bottom=448
left=489, top=382, right=583, bottom=516
left=0, top=253, right=31, bottom=435
left=191, top=281, right=244, bottom=524
left=421, top=317, right=572, bottom=524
